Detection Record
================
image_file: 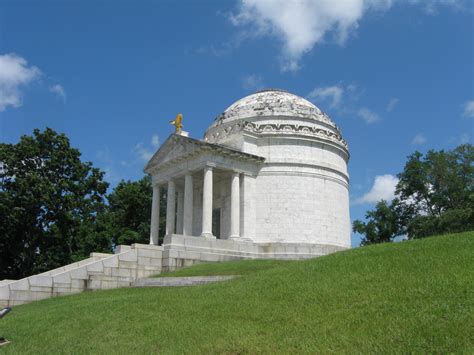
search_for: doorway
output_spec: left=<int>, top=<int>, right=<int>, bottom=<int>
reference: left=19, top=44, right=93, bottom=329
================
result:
left=212, top=208, right=221, bottom=239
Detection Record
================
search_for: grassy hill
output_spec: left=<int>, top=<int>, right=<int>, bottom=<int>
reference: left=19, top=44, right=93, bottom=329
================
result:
left=1, top=232, right=473, bottom=354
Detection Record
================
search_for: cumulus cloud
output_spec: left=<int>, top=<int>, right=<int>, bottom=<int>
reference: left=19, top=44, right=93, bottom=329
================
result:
left=230, top=0, right=467, bottom=70
left=307, top=85, right=344, bottom=109
left=49, top=84, right=66, bottom=101
left=357, top=107, right=380, bottom=124
left=462, top=100, right=474, bottom=118
left=412, top=133, right=427, bottom=145
left=386, top=97, right=399, bottom=112
left=230, top=0, right=394, bottom=71
left=356, top=174, right=399, bottom=204
left=241, top=74, right=264, bottom=91
left=0, top=53, right=41, bottom=111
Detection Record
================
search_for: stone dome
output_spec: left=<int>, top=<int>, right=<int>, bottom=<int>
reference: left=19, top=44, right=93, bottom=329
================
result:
left=209, top=89, right=339, bottom=131
left=204, top=88, right=348, bottom=155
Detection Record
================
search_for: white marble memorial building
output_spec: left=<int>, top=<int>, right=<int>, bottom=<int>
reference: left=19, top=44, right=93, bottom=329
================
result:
left=0, top=89, right=352, bottom=307
left=145, top=89, right=351, bottom=260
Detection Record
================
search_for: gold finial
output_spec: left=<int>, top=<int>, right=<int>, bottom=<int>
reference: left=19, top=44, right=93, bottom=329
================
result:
left=169, top=113, right=183, bottom=134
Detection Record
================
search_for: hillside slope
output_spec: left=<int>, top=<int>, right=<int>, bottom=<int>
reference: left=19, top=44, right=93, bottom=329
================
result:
left=1, top=232, right=473, bottom=354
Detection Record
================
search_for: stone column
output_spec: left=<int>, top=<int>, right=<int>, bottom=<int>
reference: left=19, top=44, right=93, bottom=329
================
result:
left=165, top=180, right=176, bottom=236
left=229, top=172, right=240, bottom=239
left=201, top=166, right=214, bottom=238
left=240, top=174, right=256, bottom=241
left=149, top=184, right=160, bottom=245
left=176, top=188, right=184, bottom=234
left=183, top=174, right=194, bottom=236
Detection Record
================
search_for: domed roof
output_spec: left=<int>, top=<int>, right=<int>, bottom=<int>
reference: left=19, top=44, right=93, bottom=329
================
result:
left=211, top=89, right=337, bottom=129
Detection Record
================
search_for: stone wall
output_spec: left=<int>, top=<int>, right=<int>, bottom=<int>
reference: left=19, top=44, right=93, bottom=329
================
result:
left=255, top=172, right=350, bottom=247
left=162, top=234, right=347, bottom=272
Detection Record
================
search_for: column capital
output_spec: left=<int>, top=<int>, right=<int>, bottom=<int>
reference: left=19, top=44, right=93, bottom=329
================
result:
left=204, top=162, right=216, bottom=169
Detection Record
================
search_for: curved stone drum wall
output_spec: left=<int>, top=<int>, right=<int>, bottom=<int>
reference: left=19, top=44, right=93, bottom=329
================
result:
left=205, top=89, right=351, bottom=248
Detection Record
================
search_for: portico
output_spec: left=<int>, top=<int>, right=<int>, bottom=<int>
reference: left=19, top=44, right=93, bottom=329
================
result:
left=145, top=134, right=264, bottom=244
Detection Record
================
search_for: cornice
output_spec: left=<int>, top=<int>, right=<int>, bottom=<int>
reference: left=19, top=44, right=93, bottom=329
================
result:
left=205, top=120, right=349, bottom=152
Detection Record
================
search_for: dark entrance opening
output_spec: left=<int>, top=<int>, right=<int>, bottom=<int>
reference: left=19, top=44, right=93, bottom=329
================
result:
left=212, top=208, right=221, bottom=239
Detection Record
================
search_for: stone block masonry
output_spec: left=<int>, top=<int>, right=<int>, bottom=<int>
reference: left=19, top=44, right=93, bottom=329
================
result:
left=0, top=244, right=163, bottom=308
left=0, top=235, right=347, bottom=307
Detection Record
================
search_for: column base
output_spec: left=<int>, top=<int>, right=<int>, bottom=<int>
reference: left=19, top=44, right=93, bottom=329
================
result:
left=201, top=232, right=216, bottom=239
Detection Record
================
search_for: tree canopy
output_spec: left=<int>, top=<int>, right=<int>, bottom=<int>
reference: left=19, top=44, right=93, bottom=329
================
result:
left=354, top=144, right=474, bottom=245
left=0, top=128, right=168, bottom=280
left=100, top=176, right=165, bottom=246
left=0, top=128, right=110, bottom=279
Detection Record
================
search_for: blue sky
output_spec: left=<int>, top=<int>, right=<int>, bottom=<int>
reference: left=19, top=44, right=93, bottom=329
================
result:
left=1, top=0, right=473, bottom=246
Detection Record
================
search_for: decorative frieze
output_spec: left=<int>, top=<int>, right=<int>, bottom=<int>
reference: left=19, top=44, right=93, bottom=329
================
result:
left=205, top=121, right=349, bottom=151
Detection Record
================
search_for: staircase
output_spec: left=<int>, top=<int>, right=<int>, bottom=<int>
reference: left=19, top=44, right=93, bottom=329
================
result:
left=0, top=244, right=163, bottom=307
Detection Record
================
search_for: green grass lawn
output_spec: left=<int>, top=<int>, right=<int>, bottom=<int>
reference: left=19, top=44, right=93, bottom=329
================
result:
left=1, top=232, right=473, bottom=354
left=154, top=258, right=291, bottom=277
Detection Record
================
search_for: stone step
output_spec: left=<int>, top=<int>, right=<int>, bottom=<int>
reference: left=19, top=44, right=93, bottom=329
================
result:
left=133, top=275, right=238, bottom=287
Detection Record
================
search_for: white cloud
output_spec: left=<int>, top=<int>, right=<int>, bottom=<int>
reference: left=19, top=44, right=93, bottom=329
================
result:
left=241, top=74, right=264, bottom=91
left=462, top=100, right=474, bottom=118
left=357, top=107, right=380, bottom=123
left=134, top=143, right=154, bottom=161
left=134, top=133, right=160, bottom=161
left=230, top=0, right=467, bottom=71
left=408, top=0, right=466, bottom=15
left=151, top=134, right=160, bottom=148
left=307, top=85, right=344, bottom=109
left=386, top=97, right=399, bottom=112
left=356, top=174, right=399, bottom=204
left=49, top=84, right=66, bottom=101
left=0, top=53, right=41, bottom=111
left=230, top=0, right=394, bottom=71
left=412, top=133, right=427, bottom=145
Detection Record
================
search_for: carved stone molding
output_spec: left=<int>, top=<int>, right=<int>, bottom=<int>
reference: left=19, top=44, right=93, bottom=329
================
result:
left=205, top=121, right=349, bottom=151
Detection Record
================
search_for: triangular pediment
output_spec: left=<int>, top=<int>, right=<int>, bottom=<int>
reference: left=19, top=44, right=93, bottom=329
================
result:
left=144, top=134, right=203, bottom=172
left=144, top=133, right=265, bottom=175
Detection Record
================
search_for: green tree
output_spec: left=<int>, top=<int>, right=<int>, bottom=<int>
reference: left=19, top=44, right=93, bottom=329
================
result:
left=396, top=144, right=474, bottom=217
left=102, top=176, right=166, bottom=246
left=353, top=200, right=404, bottom=245
left=354, top=144, right=474, bottom=244
left=0, top=128, right=110, bottom=279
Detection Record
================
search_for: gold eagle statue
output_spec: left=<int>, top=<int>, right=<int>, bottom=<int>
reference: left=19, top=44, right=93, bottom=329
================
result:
left=169, top=113, right=183, bottom=133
